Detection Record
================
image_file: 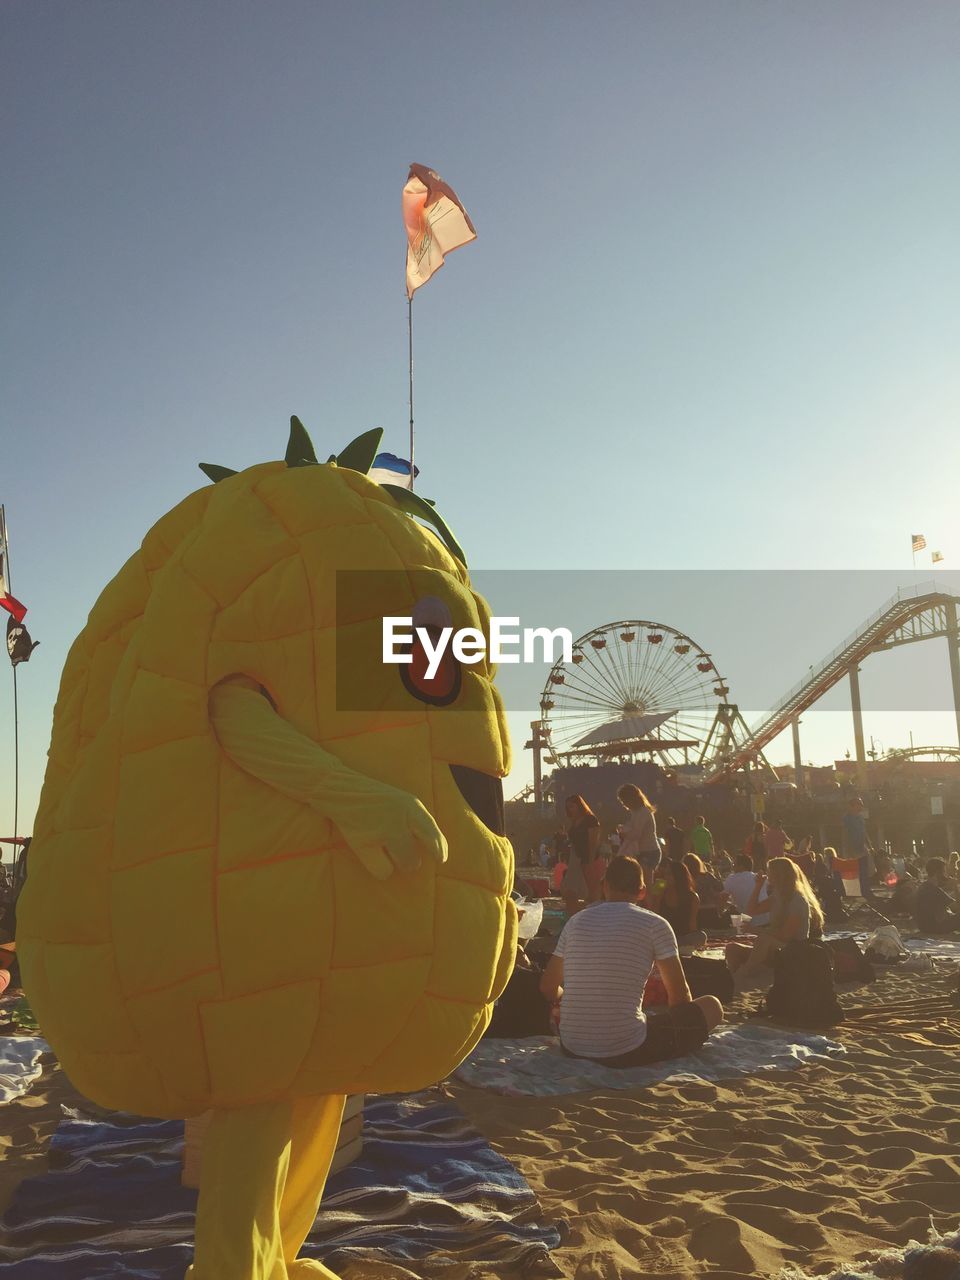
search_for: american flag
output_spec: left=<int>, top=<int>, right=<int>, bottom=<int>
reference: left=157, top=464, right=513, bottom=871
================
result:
left=912, top=533, right=926, bottom=553
left=932, top=550, right=944, bottom=564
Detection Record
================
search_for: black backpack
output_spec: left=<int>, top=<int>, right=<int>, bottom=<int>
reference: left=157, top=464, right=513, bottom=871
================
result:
left=682, top=954, right=735, bottom=1004
left=485, top=963, right=554, bottom=1039
left=761, top=940, right=844, bottom=1028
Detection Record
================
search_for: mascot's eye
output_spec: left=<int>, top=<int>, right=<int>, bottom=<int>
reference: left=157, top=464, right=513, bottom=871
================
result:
left=400, top=596, right=462, bottom=707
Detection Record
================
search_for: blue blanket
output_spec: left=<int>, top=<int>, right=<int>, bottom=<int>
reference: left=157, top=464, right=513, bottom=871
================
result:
left=0, top=1093, right=560, bottom=1277
left=456, top=1025, right=846, bottom=1096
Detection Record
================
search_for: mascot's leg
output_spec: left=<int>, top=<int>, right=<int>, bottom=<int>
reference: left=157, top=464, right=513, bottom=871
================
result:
left=282, top=1094, right=347, bottom=1278
left=188, top=1094, right=346, bottom=1280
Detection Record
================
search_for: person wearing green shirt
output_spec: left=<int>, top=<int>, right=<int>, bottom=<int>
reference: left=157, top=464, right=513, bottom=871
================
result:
left=690, top=816, right=714, bottom=860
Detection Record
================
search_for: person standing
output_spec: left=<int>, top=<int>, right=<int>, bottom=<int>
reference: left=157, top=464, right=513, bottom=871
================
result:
left=561, top=794, right=602, bottom=916
left=744, top=821, right=769, bottom=873
left=765, top=818, right=793, bottom=861
left=842, top=797, right=875, bottom=902
left=690, top=815, right=714, bottom=861
left=616, top=784, right=660, bottom=881
left=662, top=816, right=687, bottom=861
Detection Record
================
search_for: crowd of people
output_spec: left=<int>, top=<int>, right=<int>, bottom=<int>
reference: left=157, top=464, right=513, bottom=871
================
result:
left=512, top=789, right=960, bottom=1072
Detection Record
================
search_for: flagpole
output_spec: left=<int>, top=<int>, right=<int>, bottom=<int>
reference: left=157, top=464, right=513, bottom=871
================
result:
left=0, top=506, right=17, bottom=867
left=407, top=295, right=415, bottom=492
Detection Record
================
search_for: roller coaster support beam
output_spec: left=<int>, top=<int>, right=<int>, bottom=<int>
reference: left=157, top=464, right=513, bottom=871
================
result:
left=946, top=599, right=960, bottom=750
left=791, top=718, right=803, bottom=790
left=849, top=665, right=868, bottom=791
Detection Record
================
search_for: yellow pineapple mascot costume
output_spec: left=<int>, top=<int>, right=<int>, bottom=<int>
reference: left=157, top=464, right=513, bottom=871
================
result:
left=18, top=418, right=516, bottom=1280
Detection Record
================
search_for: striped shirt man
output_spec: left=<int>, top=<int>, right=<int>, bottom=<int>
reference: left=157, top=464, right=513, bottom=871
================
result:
left=552, top=902, right=678, bottom=1059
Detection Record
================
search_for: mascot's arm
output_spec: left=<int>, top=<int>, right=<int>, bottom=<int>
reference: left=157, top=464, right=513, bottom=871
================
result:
left=209, top=679, right=447, bottom=880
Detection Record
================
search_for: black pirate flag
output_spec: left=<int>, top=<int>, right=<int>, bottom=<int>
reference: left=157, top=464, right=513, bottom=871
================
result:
left=6, top=614, right=39, bottom=666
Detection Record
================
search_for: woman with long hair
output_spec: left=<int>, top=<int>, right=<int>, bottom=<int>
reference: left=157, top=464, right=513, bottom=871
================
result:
left=617, top=784, right=660, bottom=881
left=647, top=858, right=703, bottom=945
left=561, top=794, right=601, bottom=916
left=726, top=856, right=824, bottom=976
left=683, top=852, right=729, bottom=929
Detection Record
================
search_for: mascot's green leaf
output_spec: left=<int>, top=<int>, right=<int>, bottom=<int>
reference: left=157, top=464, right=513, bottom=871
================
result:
left=285, top=416, right=319, bottom=467
left=382, top=484, right=466, bottom=566
left=199, top=463, right=238, bottom=483
left=336, top=427, right=384, bottom=475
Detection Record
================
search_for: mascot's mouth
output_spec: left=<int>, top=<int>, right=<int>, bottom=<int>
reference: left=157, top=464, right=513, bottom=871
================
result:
left=449, top=765, right=505, bottom=837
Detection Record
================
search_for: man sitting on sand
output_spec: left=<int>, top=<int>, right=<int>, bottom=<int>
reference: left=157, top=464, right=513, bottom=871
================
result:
left=915, top=859, right=960, bottom=936
left=539, top=855, right=723, bottom=1068
left=724, top=853, right=772, bottom=926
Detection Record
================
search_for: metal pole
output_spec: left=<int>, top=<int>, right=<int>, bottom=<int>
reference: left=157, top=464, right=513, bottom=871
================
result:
left=849, top=664, right=867, bottom=791
left=1, top=506, right=18, bottom=861
left=531, top=720, right=543, bottom=813
left=407, top=296, right=415, bottom=491
left=945, top=598, right=960, bottom=749
left=791, top=717, right=803, bottom=789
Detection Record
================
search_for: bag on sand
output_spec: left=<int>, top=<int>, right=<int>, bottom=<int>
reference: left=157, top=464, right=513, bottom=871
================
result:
left=682, top=954, right=735, bottom=1004
left=863, top=925, right=906, bottom=964
left=485, top=963, right=554, bottom=1038
left=827, top=936, right=876, bottom=983
left=761, top=940, right=844, bottom=1028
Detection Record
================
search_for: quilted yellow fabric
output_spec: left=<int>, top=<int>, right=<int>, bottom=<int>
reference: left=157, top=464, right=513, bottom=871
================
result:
left=18, top=450, right=516, bottom=1120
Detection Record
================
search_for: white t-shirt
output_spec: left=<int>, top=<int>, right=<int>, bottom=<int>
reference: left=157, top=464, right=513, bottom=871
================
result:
left=723, top=870, right=771, bottom=924
left=618, top=807, right=659, bottom=858
left=553, top=901, right=678, bottom=1059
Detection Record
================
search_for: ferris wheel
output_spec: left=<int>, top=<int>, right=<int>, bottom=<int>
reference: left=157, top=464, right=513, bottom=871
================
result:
left=538, top=619, right=730, bottom=765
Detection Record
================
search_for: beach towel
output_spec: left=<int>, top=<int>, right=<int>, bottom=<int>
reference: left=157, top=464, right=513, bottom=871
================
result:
left=454, top=1025, right=846, bottom=1097
left=0, top=1091, right=561, bottom=1277
left=0, top=1036, right=48, bottom=1104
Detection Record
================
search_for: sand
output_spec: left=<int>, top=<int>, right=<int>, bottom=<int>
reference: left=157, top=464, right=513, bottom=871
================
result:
left=1, top=962, right=959, bottom=1279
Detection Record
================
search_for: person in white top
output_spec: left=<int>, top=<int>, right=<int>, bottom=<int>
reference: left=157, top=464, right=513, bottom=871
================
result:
left=723, top=853, right=772, bottom=926
left=539, top=856, right=724, bottom=1067
left=616, top=784, right=661, bottom=879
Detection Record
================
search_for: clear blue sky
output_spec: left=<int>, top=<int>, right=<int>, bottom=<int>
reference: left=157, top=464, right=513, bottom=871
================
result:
left=3, top=1, right=959, bottom=839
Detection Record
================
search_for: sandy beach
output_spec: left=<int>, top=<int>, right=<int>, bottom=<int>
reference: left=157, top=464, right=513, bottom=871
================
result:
left=454, top=964, right=960, bottom=1280
left=2, top=961, right=958, bottom=1279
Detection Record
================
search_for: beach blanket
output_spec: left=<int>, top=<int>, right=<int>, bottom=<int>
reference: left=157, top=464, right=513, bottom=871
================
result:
left=454, top=1025, right=846, bottom=1097
left=0, top=1036, right=48, bottom=1104
left=0, top=1093, right=561, bottom=1277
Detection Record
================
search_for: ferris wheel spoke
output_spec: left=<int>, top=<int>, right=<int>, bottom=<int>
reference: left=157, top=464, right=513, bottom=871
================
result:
left=557, top=663, right=626, bottom=709
left=574, top=653, right=630, bottom=704
left=605, top=634, right=638, bottom=698
left=587, top=643, right=634, bottom=708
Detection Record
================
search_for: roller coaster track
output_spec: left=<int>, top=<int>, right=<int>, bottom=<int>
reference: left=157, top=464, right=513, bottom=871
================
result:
left=711, top=582, right=960, bottom=776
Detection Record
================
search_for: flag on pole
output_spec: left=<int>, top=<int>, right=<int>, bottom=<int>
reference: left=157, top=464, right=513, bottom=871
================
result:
left=402, top=163, right=477, bottom=298
left=932, top=550, right=944, bottom=565
left=0, top=554, right=26, bottom=625
left=833, top=856, right=862, bottom=898
left=6, top=615, right=39, bottom=666
left=369, top=452, right=419, bottom=489
left=911, top=533, right=927, bottom=553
